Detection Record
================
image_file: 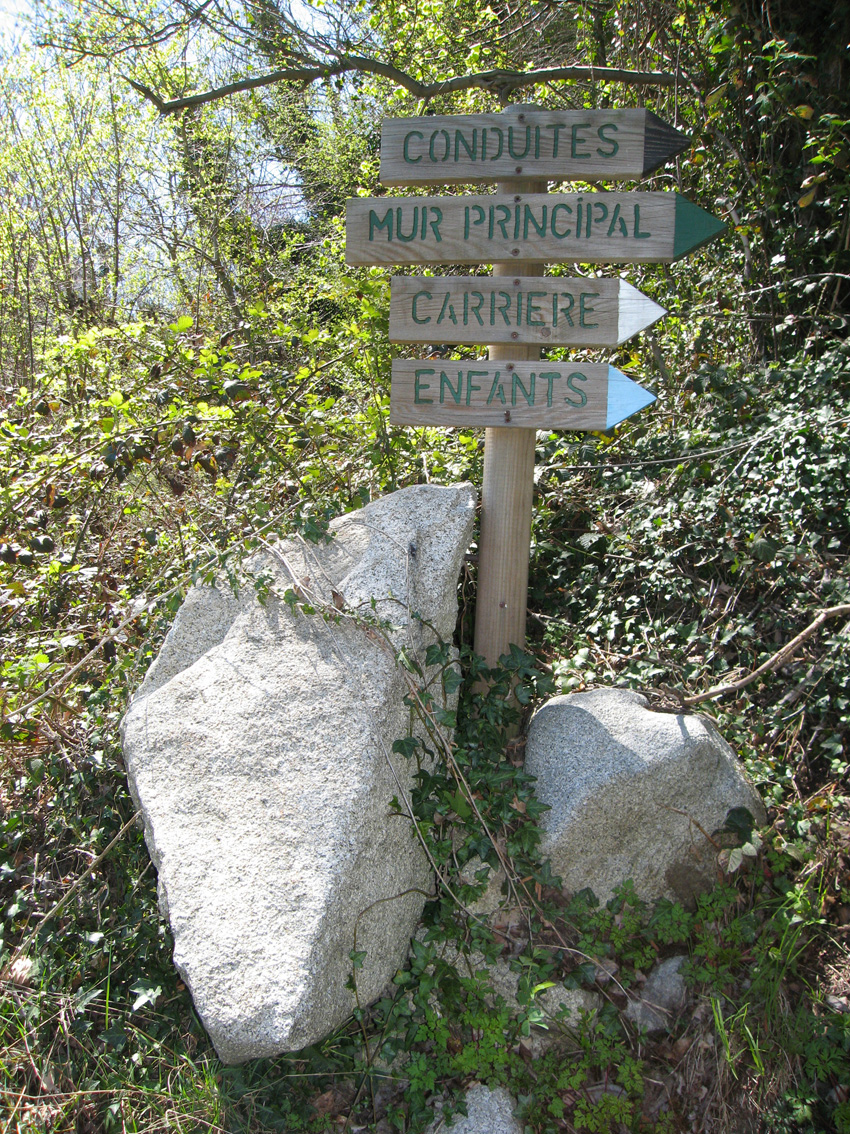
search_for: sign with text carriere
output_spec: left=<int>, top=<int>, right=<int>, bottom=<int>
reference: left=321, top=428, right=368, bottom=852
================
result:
left=380, top=108, right=689, bottom=185
left=389, top=275, right=666, bottom=348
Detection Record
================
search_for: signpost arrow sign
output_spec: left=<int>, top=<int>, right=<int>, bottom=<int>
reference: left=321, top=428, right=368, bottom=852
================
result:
left=347, top=191, right=726, bottom=266
left=380, top=108, right=689, bottom=185
left=389, top=275, right=666, bottom=348
left=344, top=104, right=712, bottom=674
left=390, top=360, right=656, bottom=429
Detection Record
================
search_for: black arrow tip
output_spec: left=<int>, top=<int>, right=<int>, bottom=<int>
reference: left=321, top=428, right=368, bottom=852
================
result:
left=643, top=111, right=689, bottom=176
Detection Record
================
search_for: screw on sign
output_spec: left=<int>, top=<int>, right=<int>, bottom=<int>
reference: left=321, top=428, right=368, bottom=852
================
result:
left=345, top=104, right=725, bottom=673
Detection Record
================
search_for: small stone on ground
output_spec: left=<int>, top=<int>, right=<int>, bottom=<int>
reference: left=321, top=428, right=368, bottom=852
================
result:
left=425, top=1083, right=522, bottom=1134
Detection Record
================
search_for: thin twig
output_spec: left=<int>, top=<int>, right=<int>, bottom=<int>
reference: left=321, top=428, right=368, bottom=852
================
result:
left=682, top=605, right=850, bottom=707
left=14, top=810, right=142, bottom=957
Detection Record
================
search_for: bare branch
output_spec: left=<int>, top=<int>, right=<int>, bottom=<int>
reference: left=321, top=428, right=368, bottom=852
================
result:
left=681, top=604, right=850, bottom=708
left=127, top=59, right=684, bottom=115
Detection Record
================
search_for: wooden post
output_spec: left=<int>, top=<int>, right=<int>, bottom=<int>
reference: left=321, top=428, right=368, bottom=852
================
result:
left=345, top=102, right=720, bottom=675
left=474, top=176, right=547, bottom=669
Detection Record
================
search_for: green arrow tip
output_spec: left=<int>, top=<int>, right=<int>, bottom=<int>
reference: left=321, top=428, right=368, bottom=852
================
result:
left=673, top=194, right=726, bottom=260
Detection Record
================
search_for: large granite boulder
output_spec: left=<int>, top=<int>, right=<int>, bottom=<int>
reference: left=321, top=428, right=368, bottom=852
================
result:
left=121, top=484, right=475, bottom=1063
left=525, top=688, right=765, bottom=905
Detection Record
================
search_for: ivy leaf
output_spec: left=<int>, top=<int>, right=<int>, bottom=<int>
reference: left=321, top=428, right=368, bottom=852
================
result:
left=750, top=536, right=777, bottom=562
left=348, top=949, right=367, bottom=970
left=130, top=978, right=162, bottom=1011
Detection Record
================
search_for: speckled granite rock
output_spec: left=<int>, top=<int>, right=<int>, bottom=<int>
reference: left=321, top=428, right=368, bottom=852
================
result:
left=425, top=1084, right=522, bottom=1134
left=526, top=688, right=766, bottom=904
left=122, top=484, right=475, bottom=1063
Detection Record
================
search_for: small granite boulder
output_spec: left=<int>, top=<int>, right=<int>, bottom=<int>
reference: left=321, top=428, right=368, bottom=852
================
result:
left=425, top=1084, right=522, bottom=1134
left=525, top=688, right=765, bottom=905
left=625, top=955, right=690, bottom=1033
left=122, top=484, right=475, bottom=1063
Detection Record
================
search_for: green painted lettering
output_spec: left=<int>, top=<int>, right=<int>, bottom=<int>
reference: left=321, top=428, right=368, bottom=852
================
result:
left=429, top=129, right=451, bottom=162
left=488, top=127, right=504, bottom=161
left=548, top=123, right=566, bottom=158
left=414, top=369, right=434, bottom=404
left=523, top=204, right=547, bottom=239
left=464, top=204, right=485, bottom=240
left=495, top=204, right=511, bottom=240
left=429, top=206, right=443, bottom=241
left=526, top=291, right=546, bottom=326
left=486, top=373, right=507, bottom=404
left=495, top=291, right=512, bottom=325
left=454, top=129, right=477, bottom=161
left=565, top=371, right=588, bottom=407
left=508, top=125, right=531, bottom=160
left=369, top=208, right=393, bottom=242
left=634, top=204, right=650, bottom=239
left=412, top=290, right=432, bottom=324
left=596, top=123, right=619, bottom=157
left=579, top=293, right=598, bottom=328
left=403, top=130, right=424, bottom=163
left=512, top=372, right=535, bottom=406
left=571, top=123, right=591, bottom=159
left=551, top=203, right=572, bottom=238
left=466, top=369, right=486, bottom=405
left=540, top=372, right=560, bottom=407
left=440, top=370, right=462, bottom=405
left=469, top=291, right=485, bottom=326
left=607, top=203, right=628, bottom=237
left=436, top=292, right=457, bottom=325
left=396, top=206, right=419, bottom=242
left=555, top=292, right=575, bottom=327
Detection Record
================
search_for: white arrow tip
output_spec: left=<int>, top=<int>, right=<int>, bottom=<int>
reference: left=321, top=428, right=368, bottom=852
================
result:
left=607, top=367, right=656, bottom=428
left=616, top=280, right=667, bottom=345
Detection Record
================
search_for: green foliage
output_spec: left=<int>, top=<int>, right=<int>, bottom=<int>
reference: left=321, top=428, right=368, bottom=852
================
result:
left=2, top=0, right=850, bottom=1130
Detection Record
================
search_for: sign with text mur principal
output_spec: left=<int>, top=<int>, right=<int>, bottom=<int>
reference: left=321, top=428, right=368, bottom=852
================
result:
left=346, top=192, right=725, bottom=268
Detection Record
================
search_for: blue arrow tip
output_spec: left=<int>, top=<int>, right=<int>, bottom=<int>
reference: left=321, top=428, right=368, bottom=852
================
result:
left=607, top=367, right=656, bottom=428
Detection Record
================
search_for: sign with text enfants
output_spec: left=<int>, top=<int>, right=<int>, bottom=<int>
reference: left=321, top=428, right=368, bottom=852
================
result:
left=345, top=192, right=725, bottom=266
left=380, top=108, right=689, bottom=185
left=390, top=360, right=655, bottom=429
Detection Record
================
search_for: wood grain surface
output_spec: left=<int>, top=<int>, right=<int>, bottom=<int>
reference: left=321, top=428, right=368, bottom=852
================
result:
left=346, top=192, right=724, bottom=265
left=389, top=275, right=666, bottom=346
left=380, top=108, right=688, bottom=185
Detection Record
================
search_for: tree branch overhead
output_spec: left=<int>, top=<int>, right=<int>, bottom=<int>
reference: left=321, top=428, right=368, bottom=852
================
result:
left=128, top=60, right=684, bottom=115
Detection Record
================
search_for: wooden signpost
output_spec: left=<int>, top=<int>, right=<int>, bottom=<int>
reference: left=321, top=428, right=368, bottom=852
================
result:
left=345, top=106, right=725, bottom=671
left=390, top=361, right=656, bottom=428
